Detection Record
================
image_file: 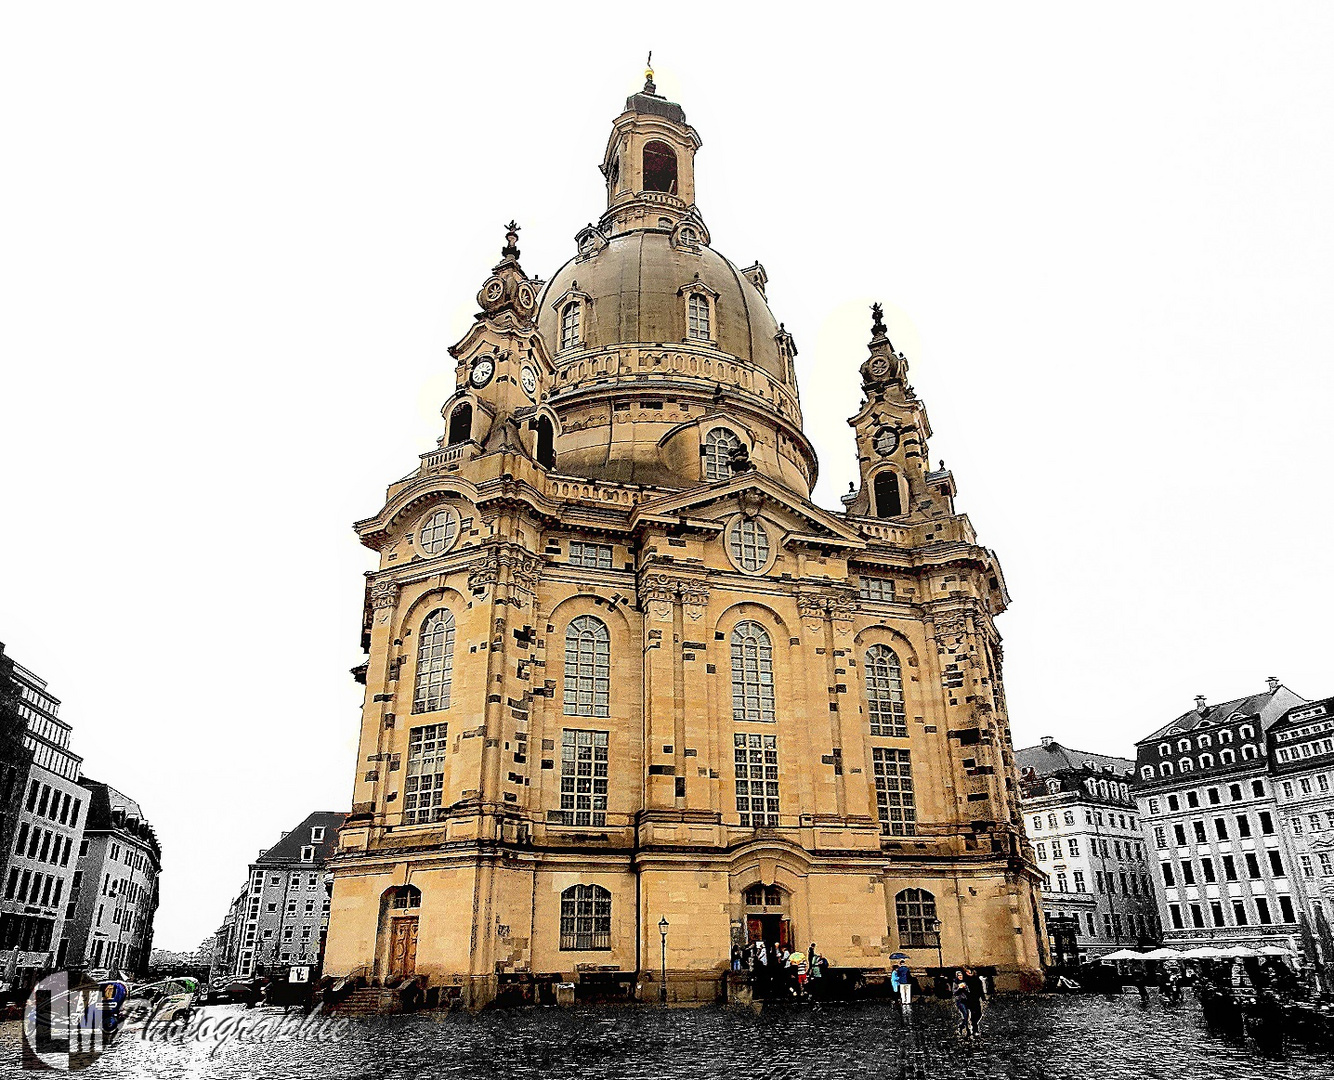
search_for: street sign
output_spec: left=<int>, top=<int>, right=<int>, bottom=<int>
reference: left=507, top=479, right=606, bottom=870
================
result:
left=288, top=965, right=311, bottom=984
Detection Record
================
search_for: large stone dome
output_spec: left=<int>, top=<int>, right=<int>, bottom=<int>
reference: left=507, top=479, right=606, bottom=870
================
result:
left=536, top=230, right=787, bottom=381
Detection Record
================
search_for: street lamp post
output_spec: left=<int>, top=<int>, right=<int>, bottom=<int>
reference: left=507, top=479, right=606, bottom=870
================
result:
left=658, top=917, right=669, bottom=1004
left=930, top=918, right=943, bottom=973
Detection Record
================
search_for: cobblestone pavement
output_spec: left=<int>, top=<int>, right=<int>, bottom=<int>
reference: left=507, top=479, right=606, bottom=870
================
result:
left=2, top=992, right=1330, bottom=1079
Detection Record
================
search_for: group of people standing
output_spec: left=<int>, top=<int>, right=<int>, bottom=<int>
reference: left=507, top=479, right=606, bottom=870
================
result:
left=732, top=940, right=829, bottom=1001
left=951, top=967, right=988, bottom=1036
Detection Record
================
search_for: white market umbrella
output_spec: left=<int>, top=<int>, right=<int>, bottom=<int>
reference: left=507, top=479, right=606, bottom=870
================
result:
left=1181, top=946, right=1227, bottom=959
left=1099, top=949, right=1143, bottom=961
left=1141, top=948, right=1185, bottom=960
left=1220, top=946, right=1258, bottom=958
left=1257, top=946, right=1294, bottom=957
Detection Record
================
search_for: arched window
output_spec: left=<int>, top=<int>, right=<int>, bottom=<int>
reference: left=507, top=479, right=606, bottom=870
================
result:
left=1220, top=749, right=1235, bottom=764
left=384, top=884, right=421, bottom=911
left=447, top=403, right=472, bottom=446
left=1179, top=758, right=1193, bottom=772
left=564, top=616, right=610, bottom=717
left=412, top=609, right=456, bottom=714
left=743, top=883, right=784, bottom=908
left=1241, top=744, right=1257, bottom=761
left=873, top=472, right=902, bottom=518
left=536, top=416, right=556, bottom=469
left=559, top=884, right=611, bottom=951
left=1198, top=734, right=1212, bottom=748
left=1240, top=725, right=1255, bottom=739
left=1178, top=739, right=1191, bottom=752
left=864, top=644, right=907, bottom=737
left=1158, top=743, right=1170, bottom=758
left=1141, top=766, right=1155, bottom=780
left=704, top=427, right=742, bottom=481
left=687, top=292, right=710, bottom=341
left=1200, top=753, right=1214, bottom=769
left=895, top=888, right=938, bottom=947
left=731, top=620, right=775, bottom=723
left=680, top=225, right=698, bottom=244
left=1161, top=761, right=1174, bottom=776
left=1218, top=729, right=1233, bottom=743
left=642, top=141, right=677, bottom=194
left=560, top=301, right=581, bottom=350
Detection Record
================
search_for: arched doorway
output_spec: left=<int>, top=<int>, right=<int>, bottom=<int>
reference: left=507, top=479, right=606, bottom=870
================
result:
left=742, top=883, right=791, bottom=953
left=377, top=885, right=421, bottom=982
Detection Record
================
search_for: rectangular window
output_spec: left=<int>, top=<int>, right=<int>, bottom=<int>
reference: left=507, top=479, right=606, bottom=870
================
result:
left=568, top=542, right=613, bottom=570
left=1180, top=861, right=1195, bottom=886
left=1036, top=843, right=1046, bottom=860
left=1235, top=815, right=1251, bottom=839
left=1301, top=854, right=1315, bottom=877
left=1268, top=850, right=1284, bottom=877
left=1067, top=838, right=1080, bottom=858
left=1192, top=821, right=1206, bottom=843
left=735, top=733, right=780, bottom=828
left=1207, top=787, right=1220, bottom=805
left=1051, top=840, right=1063, bottom=860
left=1187, top=791, right=1199, bottom=809
left=559, top=729, right=609, bottom=827
left=1233, top=900, right=1248, bottom=926
left=1256, top=897, right=1272, bottom=925
left=1161, top=862, right=1175, bottom=888
left=1154, top=826, right=1167, bottom=849
left=1073, top=870, right=1085, bottom=892
left=1173, top=823, right=1186, bottom=846
left=871, top=748, right=916, bottom=836
left=1056, top=872, right=1068, bottom=892
left=857, top=577, right=895, bottom=602
left=1201, top=857, right=1216, bottom=884
left=1190, top=904, right=1204, bottom=929
left=403, top=723, right=447, bottom=825
left=1169, top=903, right=1183, bottom=929
left=1223, top=855, right=1237, bottom=881
left=1278, top=895, right=1296, bottom=923
left=1259, top=811, right=1274, bottom=835
left=1167, top=794, right=1180, bottom=811
left=1245, top=853, right=1261, bottom=879
left=1214, top=817, right=1228, bottom=840
left=1320, top=853, right=1333, bottom=876
left=1210, top=901, right=1225, bottom=927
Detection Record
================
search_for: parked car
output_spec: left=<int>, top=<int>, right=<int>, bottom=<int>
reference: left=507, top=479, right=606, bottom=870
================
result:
left=121, top=977, right=199, bottom=1024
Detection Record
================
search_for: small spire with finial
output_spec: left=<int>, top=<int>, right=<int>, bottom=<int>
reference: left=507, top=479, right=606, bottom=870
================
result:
left=644, top=50, right=656, bottom=95
left=502, top=220, right=520, bottom=260
left=870, top=302, right=888, bottom=340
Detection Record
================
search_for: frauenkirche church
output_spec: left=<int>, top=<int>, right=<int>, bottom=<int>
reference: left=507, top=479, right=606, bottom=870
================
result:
left=324, top=70, right=1045, bottom=1004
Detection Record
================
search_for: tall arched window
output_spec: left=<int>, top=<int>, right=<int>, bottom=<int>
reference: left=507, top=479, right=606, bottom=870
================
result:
left=564, top=616, right=610, bottom=717
left=447, top=402, right=472, bottom=445
left=687, top=292, right=710, bottom=341
left=731, top=620, right=775, bottom=723
left=704, top=427, right=742, bottom=481
left=536, top=416, right=556, bottom=469
left=560, top=301, right=581, bottom=350
left=895, top=888, right=938, bottom=947
left=874, top=472, right=902, bottom=518
left=864, top=644, right=907, bottom=737
left=559, top=884, right=611, bottom=950
left=412, top=609, right=456, bottom=714
left=642, top=141, right=678, bottom=194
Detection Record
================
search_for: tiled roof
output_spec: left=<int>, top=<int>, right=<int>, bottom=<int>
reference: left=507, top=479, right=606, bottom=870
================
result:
left=253, top=810, right=346, bottom=868
left=1015, top=740, right=1134, bottom=778
left=1136, top=686, right=1304, bottom=745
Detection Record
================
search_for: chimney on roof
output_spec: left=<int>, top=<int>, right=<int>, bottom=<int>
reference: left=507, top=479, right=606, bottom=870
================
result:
left=1195, top=695, right=1207, bottom=712
left=1040, top=736, right=1054, bottom=748
left=1266, top=677, right=1280, bottom=693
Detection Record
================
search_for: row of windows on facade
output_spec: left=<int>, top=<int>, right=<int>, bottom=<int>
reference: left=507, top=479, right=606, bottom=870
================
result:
left=1030, top=809, right=1138, bottom=833
left=12, top=821, right=74, bottom=870
left=1288, top=809, right=1334, bottom=836
left=17, top=706, right=69, bottom=750
left=1274, top=734, right=1334, bottom=764
left=1167, top=894, right=1297, bottom=931
left=1050, top=909, right=1159, bottom=942
left=3, top=866, right=64, bottom=909
left=250, top=870, right=327, bottom=893
left=1046, top=867, right=1152, bottom=898
left=1160, top=849, right=1287, bottom=888
left=0, top=911, right=57, bottom=953
left=23, top=780, right=80, bottom=829
left=1280, top=772, right=1333, bottom=800
left=1153, top=809, right=1278, bottom=849
left=410, top=611, right=912, bottom=739
left=1147, top=778, right=1269, bottom=817
left=1035, top=836, right=1147, bottom=864
left=23, top=736, right=79, bottom=781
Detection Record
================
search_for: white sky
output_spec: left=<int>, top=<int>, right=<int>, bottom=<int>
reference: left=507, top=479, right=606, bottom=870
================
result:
left=2, top=5, right=1331, bottom=952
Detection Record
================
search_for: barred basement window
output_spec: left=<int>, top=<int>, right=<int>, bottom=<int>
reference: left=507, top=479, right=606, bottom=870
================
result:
left=559, top=884, right=611, bottom=950
left=412, top=609, right=456, bottom=713
left=728, top=518, right=770, bottom=573
left=858, top=577, right=895, bottom=602
left=872, top=748, right=916, bottom=835
left=419, top=508, right=459, bottom=555
left=895, top=888, right=937, bottom=947
left=864, top=645, right=907, bottom=737
left=568, top=541, right=613, bottom=569
left=564, top=616, right=610, bottom=716
left=704, top=427, right=741, bottom=481
left=731, top=621, right=775, bottom=722
left=559, top=729, right=608, bottom=826
left=687, top=292, right=710, bottom=340
left=560, top=301, right=581, bottom=350
left=403, top=724, right=446, bottom=825
left=734, top=733, right=779, bottom=827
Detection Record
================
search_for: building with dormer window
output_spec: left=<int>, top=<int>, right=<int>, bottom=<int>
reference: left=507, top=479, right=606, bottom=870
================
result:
left=323, top=70, right=1044, bottom=1006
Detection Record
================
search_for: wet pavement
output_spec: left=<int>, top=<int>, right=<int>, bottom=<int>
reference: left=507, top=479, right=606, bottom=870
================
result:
left=2, top=991, right=1329, bottom=1079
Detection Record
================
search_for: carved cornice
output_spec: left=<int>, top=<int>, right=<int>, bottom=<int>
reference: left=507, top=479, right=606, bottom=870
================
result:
left=369, top=578, right=400, bottom=610
left=467, top=546, right=543, bottom=594
left=638, top=572, right=709, bottom=610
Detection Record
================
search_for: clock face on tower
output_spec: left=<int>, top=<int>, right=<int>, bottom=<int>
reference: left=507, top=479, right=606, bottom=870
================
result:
left=873, top=427, right=899, bottom=456
left=470, top=357, right=495, bottom=388
left=520, top=366, right=537, bottom=398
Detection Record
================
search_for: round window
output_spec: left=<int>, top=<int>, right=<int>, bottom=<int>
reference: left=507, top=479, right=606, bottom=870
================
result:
left=728, top=518, right=770, bottom=573
left=419, top=508, right=459, bottom=556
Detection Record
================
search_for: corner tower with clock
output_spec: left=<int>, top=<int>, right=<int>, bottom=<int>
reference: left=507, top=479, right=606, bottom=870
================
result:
left=323, top=73, right=1044, bottom=1011
left=440, top=222, right=558, bottom=468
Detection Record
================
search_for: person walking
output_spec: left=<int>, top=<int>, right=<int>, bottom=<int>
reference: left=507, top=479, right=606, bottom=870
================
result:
left=952, top=970, right=972, bottom=1036
left=962, top=966, right=987, bottom=1035
left=891, top=960, right=913, bottom=1008
left=806, top=943, right=824, bottom=1006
